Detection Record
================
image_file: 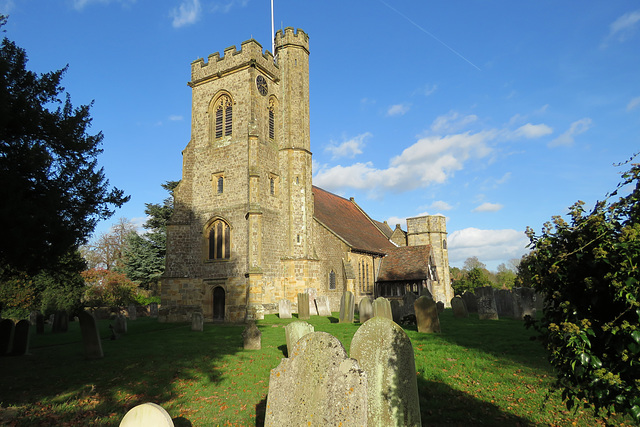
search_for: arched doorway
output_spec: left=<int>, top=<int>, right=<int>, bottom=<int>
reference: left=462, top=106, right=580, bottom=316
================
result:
left=213, top=286, right=225, bottom=320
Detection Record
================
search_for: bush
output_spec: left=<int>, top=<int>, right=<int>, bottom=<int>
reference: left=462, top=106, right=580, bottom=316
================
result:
left=82, top=268, right=137, bottom=309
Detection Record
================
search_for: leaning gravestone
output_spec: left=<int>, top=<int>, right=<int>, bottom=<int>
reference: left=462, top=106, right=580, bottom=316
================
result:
left=29, top=311, right=38, bottom=326
left=350, top=317, right=421, bottom=427
left=451, top=296, right=469, bottom=318
left=278, top=298, right=292, bottom=319
left=297, top=293, right=310, bottom=320
left=513, top=287, right=537, bottom=320
left=358, top=297, right=374, bottom=324
left=339, top=291, right=355, bottom=323
left=120, top=402, right=174, bottom=427
left=315, top=295, right=332, bottom=316
left=265, top=332, right=367, bottom=427
left=462, top=291, right=478, bottom=313
left=414, top=296, right=441, bottom=333
left=305, top=288, right=318, bottom=316
left=476, top=286, right=499, bottom=320
left=78, top=311, right=103, bottom=360
left=36, top=314, right=45, bottom=334
left=373, top=297, right=393, bottom=320
left=242, top=321, right=261, bottom=350
left=11, top=319, right=31, bottom=356
left=114, top=314, right=127, bottom=335
left=191, top=312, right=204, bottom=332
left=0, top=319, right=14, bottom=355
left=52, top=311, right=69, bottom=333
left=284, top=321, right=314, bottom=357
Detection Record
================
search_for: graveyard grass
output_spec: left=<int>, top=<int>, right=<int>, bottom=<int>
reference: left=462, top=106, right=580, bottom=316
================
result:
left=0, top=312, right=635, bottom=426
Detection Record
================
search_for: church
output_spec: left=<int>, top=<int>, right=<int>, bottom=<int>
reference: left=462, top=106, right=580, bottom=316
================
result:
left=159, top=28, right=453, bottom=323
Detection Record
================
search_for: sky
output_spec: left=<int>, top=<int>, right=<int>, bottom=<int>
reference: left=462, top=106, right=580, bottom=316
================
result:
left=1, top=0, right=639, bottom=271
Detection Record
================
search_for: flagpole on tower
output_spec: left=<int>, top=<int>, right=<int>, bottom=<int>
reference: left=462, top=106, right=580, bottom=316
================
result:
left=271, top=0, right=275, bottom=55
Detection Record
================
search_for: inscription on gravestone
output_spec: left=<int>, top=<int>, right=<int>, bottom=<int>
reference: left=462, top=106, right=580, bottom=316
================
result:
left=414, top=296, right=441, bottom=333
left=315, top=295, right=332, bottom=316
left=476, top=286, right=499, bottom=320
left=373, top=297, right=393, bottom=320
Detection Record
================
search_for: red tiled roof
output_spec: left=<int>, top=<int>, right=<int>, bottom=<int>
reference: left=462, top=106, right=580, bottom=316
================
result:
left=373, top=219, right=393, bottom=239
left=377, top=245, right=433, bottom=282
left=313, top=186, right=395, bottom=254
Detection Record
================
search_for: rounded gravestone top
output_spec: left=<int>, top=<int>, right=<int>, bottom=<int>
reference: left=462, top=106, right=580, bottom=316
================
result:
left=120, top=402, right=174, bottom=427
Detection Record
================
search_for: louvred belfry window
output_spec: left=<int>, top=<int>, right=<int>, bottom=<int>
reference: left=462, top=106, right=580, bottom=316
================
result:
left=214, top=95, right=232, bottom=139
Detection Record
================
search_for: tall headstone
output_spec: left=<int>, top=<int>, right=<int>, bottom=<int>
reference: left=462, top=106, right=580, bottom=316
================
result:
left=513, top=287, right=537, bottom=320
left=114, top=314, right=127, bottom=334
left=52, top=311, right=68, bottom=333
left=402, top=292, right=418, bottom=317
left=265, top=332, right=368, bottom=427
left=127, top=304, right=137, bottom=321
left=29, top=311, right=38, bottom=326
left=315, top=295, right=332, bottom=316
left=339, top=291, right=355, bottom=323
left=120, top=402, right=174, bottom=427
left=278, top=298, right=292, bottom=319
left=148, top=302, right=159, bottom=318
left=373, top=297, right=393, bottom=320
left=284, top=321, right=314, bottom=357
left=476, top=286, right=499, bottom=320
left=191, top=312, right=204, bottom=331
left=297, top=293, right=310, bottom=320
left=436, top=301, right=445, bottom=314
left=36, top=314, right=45, bottom=334
left=450, top=296, right=469, bottom=318
left=11, top=319, right=30, bottom=356
left=390, top=299, right=403, bottom=323
left=78, top=311, right=103, bottom=360
left=305, top=288, right=318, bottom=315
left=414, top=296, right=441, bottom=333
left=358, top=297, right=374, bottom=324
left=495, top=289, right=515, bottom=318
left=242, top=321, right=262, bottom=350
left=350, top=317, right=421, bottom=427
left=0, top=319, right=14, bottom=355
left=461, top=291, right=477, bottom=313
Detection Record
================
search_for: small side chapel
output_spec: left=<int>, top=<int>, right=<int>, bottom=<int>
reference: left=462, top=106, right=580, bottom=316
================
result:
left=160, top=28, right=454, bottom=323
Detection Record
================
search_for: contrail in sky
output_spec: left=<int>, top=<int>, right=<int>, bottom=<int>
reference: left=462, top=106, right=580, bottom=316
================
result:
left=379, top=0, right=482, bottom=71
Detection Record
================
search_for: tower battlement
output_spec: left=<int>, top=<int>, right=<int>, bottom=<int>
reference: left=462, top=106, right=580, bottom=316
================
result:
left=275, top=27, right=309, bottom=53
left=190, top=39, right=278, bottom=86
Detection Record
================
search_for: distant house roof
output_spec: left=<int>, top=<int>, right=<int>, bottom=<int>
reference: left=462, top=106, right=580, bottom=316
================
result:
left=313, top=186, right=395, bottom=254
left=377, top=245, right=433, bottom=282
left=373, top=220, right=393, bottom=239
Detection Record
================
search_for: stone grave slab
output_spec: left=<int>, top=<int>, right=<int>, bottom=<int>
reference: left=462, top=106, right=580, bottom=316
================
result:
left=476, top=286, right=499, bottom=320
left=390, top=299, right=403, bottom=323
left=513, top=287, right=537, bottom=320
left=242, top=321, right=261, bottom=350
left=191, top=312, right=204, bottom=331
left=52, top=310, right=68, bottom=333
left=315, top=295, right=332, bottom=316
left=451, top=296, right=469, bottom=318
left=358, top=297, right=373, bottom=324
left=305, top=287, right=318, bottom=315
left=339, top=291, right=355, bottom=323
left=373, top=297, right=393, bottom=320
left=278, top=299, right=292, bottom=319
left=11, top=319, right=31, bottom=356
left=462, top=291, right=478, bottom=313
left=402, top=292, right=418, bottom=317
left=79, top=311, right=103, bottom=360
left=114, top=314, right=127, bottom=334
left=120, top=402, right=174, bottom=426
left=127, top=304, right=137, bottom=321
left=414, top=296, right=441, bottom=333
left=495, top=289, right=515, bottom=318
left=0, top=319, right=14, bottom=355
left=436, top=301, right=445, bottom=314
left=297, top=293, right=310, bottom=320
left=284, top=321, right=314, bottom=357
left=148, top=302, right=159, bottom=317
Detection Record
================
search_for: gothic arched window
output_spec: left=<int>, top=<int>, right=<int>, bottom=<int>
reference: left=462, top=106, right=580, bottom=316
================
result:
left=213, top=94, right=233, bottom=139
left=329, top=270, right=336, bottom=290
left=208, top=219, right=231, bottom=260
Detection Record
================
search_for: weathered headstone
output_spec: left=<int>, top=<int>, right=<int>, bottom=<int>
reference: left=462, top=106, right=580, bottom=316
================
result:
left=436, top=301, right=445, bottom=314
left=358, top=297, right=374, bottom=324
left=52, top=310, right=69, bottom=333
left=414, top=296, right=441, bottom=333
left=278, top=298, right=292, bottom=319
left=10, top=319, right=30, bottom=356
left=127, top=304, right=137, bottom=321
left=476, top=286, right=499, bottom=320
left=420, top=286, right=433, bottom=299
left=29, top=311, right=38, bottom=326
left=297, top=293, right=310, bottom=320
left=36, top=314, right=45, bottom=334
left=78, top=311, right=103, bottom=360
left=305, top=287, right=318, bottom=316
left=450, top=296, right=469, bottom=318
left=339, top=291, right=355, bottom=323
left=284, top=321, right=314, bottom=357
left=390, top=299, right=403, bottom=323
left=120, top=402, right=174, bottom=427
left=402, top=292, right=418, bottom=318
left=148, top=302, right=159, bottom=317
left=114, top=314, right=127, bottom=335
left=315, top=295, right=332, bottom=316
left=350, top=316, right=421, bottom=427
left=495, top=289, right=515, bottom=318
left=373, top=297, right=393, bottom=320
left=242, top=321, right=262, bottom=350
left=265, top=332, right=367, bottom=427
left=0, top=319, right=14, bottom=355
left=461, top=291, right=477, bottom=313
left=513, top=287, right=537, bottom=320
left=191, top=312, right=204, bottom=331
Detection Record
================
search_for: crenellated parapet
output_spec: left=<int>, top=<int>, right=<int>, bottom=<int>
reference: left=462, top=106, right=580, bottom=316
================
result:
left=275, top=27, right=309, bottom=54
left=190, top=39, right=279, bottom=87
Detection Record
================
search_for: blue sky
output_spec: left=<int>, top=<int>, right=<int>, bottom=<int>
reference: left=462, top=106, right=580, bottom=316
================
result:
left=2, top=1, right=639, bottom=270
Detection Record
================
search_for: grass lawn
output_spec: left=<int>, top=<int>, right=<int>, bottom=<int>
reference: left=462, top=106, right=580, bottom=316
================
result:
left=0, top=311, right=634, bottom=426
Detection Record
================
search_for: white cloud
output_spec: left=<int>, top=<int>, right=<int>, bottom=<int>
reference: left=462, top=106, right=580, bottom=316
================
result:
left=627, top=96, right=640, bottom=111
left=387, top=104, right=410, bottom=117
left=430, top=201, right=452, bottom=211
left=511, top=123, right=553, bottom=139
left=430, top=111, right=478, bottom=134
left=325, top=133, right=370, bottom=159
left=548, top=118, right=592, bottom=147
left=169, top=115, right=184, bottom=121
left=0, top=0, right=15, bottom=13
left=171, top=0, right=201, bottom=28
left=448, top=228, right=529, bottom=266
left=211, top=0, right=249, bottom=14
left=472, top=202, right=504, bottom=213
left=604, top=9, right=640, bottom=45
left=71, top=0, right=135, bottom=10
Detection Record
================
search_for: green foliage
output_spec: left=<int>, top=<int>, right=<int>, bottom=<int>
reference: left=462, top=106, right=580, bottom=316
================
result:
left=0, top=16, right=128, bottom=273
left=452, top=266, right=493, bottom=295
left=520, top=156, right=640, bottom=422
left=81, top=268, right=137, bottom=308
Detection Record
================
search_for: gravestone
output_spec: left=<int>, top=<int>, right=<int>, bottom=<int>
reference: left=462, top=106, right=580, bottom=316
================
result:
left=284, top=321, right=314, bottom=357
left=242, top=321, right=262, bottom=350
left=191, top=312, right=204, bottom=331
left=535, top=291, right=545, bottom=313
left=373, top=297, right=393, bottom=320
left=451, top=296, right=469, bottom=318
left=339, top=291, right=355, bottom=323
left=52, top=311, right=68, bottom=333
left=114, top=314, right=127, bottom=334
left=420, top=286, right=433, bottom=299
left=36, top=314, right=45, bottom=334
left=29, top=311, right=38, bottom=326
left=461, top=291, right=478, bottom=313
left=315, top=295, right=332, bottom=316
left=390, top=299, right=403, bottom=323
left=297, top=293, right=310, bottom=320
left=127, top=304, right=137, bottom=321
left=11, top=319, right=31, bottom=356
left=0, top=319, right=14, bottom=355
left=120, top=402, right=174, bottom=427
left=495, top=289, right=515, bottom=318
left=148, top=302, right=159, bottom=317
left=513, top=287, right=537, bottom=320
left=305, top=288, right=318, bottom=316
left=278, top=299, right=292, bottom=319
left=402, top=292, right=418, bottom=318
left=436, top=301, right=445, bottom=314
left=265, top=332, right=367, bottom=427
left=476, top=286, right=499, bottom=320
left=350, top=316, right=421, bottom=427
left=78, top=311, right=103, bottom=360
left=414, top=296, right=441, bottom=333
left=358, top=297, right=374, bottom=324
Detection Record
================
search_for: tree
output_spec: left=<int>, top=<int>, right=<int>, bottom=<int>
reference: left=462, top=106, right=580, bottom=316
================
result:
left=495, top=262, right=517, bottom=289
left=463, top=256, right=486, bottom=271
left=81, top=218, right=138, bottom=270
left=520, top=156, right=640, bottom=422
left=0, top=15, right=129, bottom=274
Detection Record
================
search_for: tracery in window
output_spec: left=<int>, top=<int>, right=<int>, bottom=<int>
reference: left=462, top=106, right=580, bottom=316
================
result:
left=329, top=270, right=336, bottom=290
left=213, top=94, right=233, bottom=139
left=208, top=219, right=231, bottom=260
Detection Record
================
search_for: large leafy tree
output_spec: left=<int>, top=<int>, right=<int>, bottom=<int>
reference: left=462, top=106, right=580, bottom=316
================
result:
left=521, top=156, right=640, bottom=421
left=0, top=15, right=129, bottom=274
